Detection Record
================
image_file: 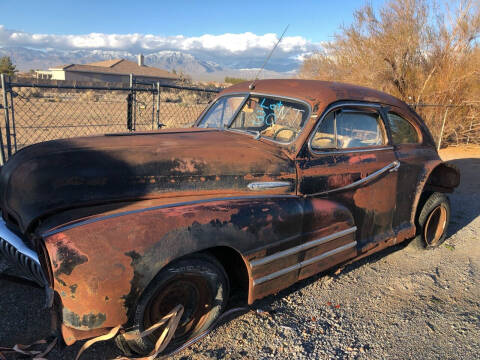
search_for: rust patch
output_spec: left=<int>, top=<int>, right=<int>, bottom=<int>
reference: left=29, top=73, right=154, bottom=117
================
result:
left=62, top=307, right=106, bottom=329
left=53, top=240, right=88, bottom=277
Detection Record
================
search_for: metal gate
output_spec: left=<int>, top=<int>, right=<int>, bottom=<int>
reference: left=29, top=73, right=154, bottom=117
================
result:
left=0, top=74, right=220, bottom=165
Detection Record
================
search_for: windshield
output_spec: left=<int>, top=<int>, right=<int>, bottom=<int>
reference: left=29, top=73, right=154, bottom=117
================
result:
left=197, top=95, right=246, bottom=128
left=229, top=95, right=309, bottom=143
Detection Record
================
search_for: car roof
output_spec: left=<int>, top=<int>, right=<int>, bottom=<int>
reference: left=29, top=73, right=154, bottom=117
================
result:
left=220, top=79, right=409, bottom=112
left=218, top=79, right=436, bottom=155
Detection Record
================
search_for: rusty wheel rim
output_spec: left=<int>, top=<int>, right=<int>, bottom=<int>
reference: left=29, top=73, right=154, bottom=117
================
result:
left=143, top=274, right=212, bottom=344
left=424, top=204, right=447, bottom=246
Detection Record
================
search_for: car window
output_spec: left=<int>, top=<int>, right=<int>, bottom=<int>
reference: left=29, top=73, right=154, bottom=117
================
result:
left=311, top=111, right=336, bottom=149
left=311, top=108, right=386, bottom=150
left=197, top=95, right=245, bottom=128
left=387, top=112, right=420, bottom=144
left=336, top=111, right=385, bottom=148
left=229, top=96, right=309, bottom=143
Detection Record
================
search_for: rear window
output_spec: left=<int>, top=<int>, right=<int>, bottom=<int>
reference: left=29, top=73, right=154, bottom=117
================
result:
left=387, top=113, right=420, bottom=144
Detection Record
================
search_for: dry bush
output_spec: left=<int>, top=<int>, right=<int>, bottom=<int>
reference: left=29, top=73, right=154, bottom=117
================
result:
left=299, top=0, right=480, bottom=145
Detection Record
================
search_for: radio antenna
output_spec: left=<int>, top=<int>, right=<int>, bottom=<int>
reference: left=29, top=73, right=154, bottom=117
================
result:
left=249, top=24, right=289, bottom=90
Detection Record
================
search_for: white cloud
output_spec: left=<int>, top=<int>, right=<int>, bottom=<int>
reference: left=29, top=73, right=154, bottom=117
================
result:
left=0, top=25, right=321, bottom=58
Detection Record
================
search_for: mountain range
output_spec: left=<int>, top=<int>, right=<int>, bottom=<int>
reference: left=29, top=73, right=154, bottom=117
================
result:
left=0, top=47, right=299, bottom=81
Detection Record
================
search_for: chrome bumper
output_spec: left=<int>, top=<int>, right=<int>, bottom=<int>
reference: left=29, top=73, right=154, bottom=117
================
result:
left=0, top=217, right=46, bottom=286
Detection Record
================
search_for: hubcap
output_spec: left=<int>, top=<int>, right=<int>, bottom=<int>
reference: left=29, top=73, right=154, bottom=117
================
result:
left=424, top=205, right=447, bottom=246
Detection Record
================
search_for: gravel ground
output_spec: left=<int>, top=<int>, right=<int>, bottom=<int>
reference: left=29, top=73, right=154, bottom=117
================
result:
left=0, top=146, right=479, bottom=359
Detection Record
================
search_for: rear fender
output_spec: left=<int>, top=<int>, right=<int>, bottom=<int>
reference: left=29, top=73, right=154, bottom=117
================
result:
left=424, top=162, right=460, bottom=193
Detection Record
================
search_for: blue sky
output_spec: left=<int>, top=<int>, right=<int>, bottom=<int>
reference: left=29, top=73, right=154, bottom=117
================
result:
left=2, top=0, right=386, bottom=42
left=1, top=0, right=389, bottom=73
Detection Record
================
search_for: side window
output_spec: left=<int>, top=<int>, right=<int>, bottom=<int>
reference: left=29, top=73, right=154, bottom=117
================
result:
left=197, top=96, right=245, bottom=128
left=311, top=108, right=386, bottom=150
left=311, top=111, right=336, bottom=149
left=387, top=112, right=420, bottom=144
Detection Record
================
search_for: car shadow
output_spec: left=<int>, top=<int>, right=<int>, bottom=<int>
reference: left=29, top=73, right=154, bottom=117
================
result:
left=442, top=158, right=480, bottom=238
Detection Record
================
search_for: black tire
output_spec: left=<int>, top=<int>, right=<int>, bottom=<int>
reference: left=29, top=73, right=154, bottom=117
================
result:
left=115, top=253, right=229, bottom=356
left=415, top=192, right=451, bottom=249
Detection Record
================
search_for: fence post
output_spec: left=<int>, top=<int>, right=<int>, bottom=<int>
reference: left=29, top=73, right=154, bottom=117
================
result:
left=129, top=74, right=137, bottom=131
left=1, top=73, right=11, bottom=163
left=156, top=82, right=161, bottom=128
left=126, top=93, right=133, bottom=131
left=437, top=107, right=448, bottom=151
left=466, top=118, right=473, bottom=145
left=8, top=90, right=17, bottom=152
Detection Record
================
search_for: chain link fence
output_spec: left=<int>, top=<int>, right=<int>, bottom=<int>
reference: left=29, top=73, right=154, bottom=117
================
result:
left=1, top=75, right=478, bottom=165
left=0, top=75, right=220, bottom=163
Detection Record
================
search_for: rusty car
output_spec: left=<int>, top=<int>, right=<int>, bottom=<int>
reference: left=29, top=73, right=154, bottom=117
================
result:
left=0, top=79, right=460, bottom=355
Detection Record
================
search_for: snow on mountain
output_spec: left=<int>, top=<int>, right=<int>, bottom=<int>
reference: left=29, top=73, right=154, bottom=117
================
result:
left=0, top=46, right=301, bottom=81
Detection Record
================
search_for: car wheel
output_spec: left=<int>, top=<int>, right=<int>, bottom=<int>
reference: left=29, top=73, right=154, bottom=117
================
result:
left=115, top=253, right=229, bottom=356
left=416, top=192, right=451, bottom=249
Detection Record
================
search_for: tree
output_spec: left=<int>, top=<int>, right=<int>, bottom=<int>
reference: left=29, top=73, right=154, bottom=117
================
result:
left=224, top=76, right=248, bottom=85
left=299, top=0, right=480, bottom=145
left=0, top=56, right=17, bottom=76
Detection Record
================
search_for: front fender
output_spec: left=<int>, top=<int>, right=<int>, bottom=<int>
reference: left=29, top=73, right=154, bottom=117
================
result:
left=42, top=195, right=303, bottom=341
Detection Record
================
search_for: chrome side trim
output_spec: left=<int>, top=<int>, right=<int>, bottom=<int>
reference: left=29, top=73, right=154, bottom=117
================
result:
left=42, top=194, right=299, bottom=238
left=0, top=218, right=39, bottom=265
left=253, top=241, right=357, bottom=286
left=250, top=226, right=357, bottom=267
left=306, top=160, right=400, bottom=197
left=247, top=181, right=291, bottom=191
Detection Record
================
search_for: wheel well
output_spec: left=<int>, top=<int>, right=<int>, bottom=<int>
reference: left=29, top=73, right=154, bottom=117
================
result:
left=129, top=247, right=249, bottom=327
left=424, top=162, right=460, bottom=193
left=204, top=246, right=250, bottom=294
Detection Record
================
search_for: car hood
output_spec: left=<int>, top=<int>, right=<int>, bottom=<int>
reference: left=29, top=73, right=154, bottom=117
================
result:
left=0, top=128, right=295, bottom=232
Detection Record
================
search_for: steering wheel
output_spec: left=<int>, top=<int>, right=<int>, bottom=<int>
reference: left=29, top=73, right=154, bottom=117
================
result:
left=272, top=128, right=298, bottom=142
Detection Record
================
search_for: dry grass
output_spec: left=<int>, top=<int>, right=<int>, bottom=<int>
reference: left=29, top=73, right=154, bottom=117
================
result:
left=299, top=0, right=480, bottom=146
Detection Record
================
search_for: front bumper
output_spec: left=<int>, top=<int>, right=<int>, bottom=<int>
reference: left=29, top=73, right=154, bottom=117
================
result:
left=0, top=217, right=46, bottom=286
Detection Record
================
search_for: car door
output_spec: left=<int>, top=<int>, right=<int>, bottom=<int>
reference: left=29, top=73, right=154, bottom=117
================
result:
left=383, top=106, right=428, bottom=237
left=296, top=102, right=399, bottom=263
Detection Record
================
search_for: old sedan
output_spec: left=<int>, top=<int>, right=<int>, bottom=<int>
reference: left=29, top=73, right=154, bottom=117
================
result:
left=0, top=80, right=459, bottom=355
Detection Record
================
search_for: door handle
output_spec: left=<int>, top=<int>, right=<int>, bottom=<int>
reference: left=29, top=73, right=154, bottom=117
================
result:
left=247, top=181, right=291, bottom=191
left=389, top=160, right=400, bottom=172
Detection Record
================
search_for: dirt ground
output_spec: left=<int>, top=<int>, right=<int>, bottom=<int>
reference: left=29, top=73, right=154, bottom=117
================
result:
left=0, top=145, right=479, bottom=359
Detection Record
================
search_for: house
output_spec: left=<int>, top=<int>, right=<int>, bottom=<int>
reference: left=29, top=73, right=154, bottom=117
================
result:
left=35, top=55, right=178, bottom=84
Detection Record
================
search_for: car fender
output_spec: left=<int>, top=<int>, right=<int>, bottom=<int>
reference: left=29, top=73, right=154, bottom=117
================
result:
left=42, top=195, right=305, bottom=337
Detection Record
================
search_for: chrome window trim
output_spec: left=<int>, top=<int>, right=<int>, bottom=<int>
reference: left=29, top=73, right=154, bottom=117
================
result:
left=305, top=160, right=400, bottom=197
left=308, top=146, right=394, bottom=156
left=41, top=194, right=299, bottom=238
left=250, top=226, right=357, bottom=267
left=308, top=101, right=392, bottom=155
left=253, top=241, right=357, bottom=286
